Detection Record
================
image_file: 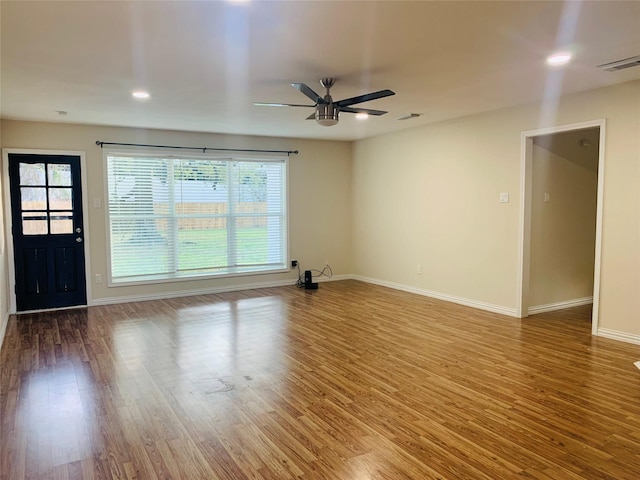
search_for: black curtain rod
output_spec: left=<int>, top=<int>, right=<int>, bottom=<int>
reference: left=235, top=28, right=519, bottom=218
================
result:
left=95, top=141, right=298, bottom=156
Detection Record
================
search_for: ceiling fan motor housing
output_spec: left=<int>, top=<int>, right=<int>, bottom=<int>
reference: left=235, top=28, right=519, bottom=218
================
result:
left=316, top=101, right=339, bottom=126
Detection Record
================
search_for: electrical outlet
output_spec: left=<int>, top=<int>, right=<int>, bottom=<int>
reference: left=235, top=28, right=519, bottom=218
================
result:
left=291, top=260, right=298, bottom=267
left=95, top=273, right=103, bottom=284
left=417, top=264, right=422, bottom=274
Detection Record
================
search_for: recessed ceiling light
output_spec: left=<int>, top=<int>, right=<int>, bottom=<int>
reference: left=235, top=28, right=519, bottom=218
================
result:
left=355, top=113, right=369, bottom=120
left=547, top=52, right=572, bottom=66
left=132, top=91, right=150, bottom=99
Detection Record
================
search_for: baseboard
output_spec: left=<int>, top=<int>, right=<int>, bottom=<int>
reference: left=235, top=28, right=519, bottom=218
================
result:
left=316, top=274, right=351, bottom=283
left=596, top=328, right=640, bottom=346
left=351, top=275, right=518, bottom=317
left=528, top=297, right=593, bottom=315
left=0, top=310, right=9, bottom=352
left=90, top=274, right=351, bottom=307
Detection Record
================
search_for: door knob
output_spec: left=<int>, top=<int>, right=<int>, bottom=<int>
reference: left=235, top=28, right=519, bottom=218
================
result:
left=76, top=237, right=83, bottom=243
left=76, top=227, right=82, bottom=233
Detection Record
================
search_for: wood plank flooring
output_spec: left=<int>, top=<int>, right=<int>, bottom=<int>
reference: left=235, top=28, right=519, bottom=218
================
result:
left=1, top=280, right=639, bottom=479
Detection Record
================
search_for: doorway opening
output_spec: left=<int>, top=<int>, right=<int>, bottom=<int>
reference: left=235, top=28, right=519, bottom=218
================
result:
left=517, top=120, right=605, bottom=335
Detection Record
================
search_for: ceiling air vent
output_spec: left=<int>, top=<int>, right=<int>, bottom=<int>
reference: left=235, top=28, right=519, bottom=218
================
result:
left=597, top=55, right=640, bottom=72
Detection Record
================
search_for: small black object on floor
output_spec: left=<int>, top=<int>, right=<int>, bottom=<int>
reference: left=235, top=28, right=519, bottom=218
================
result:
left=304, top=270, right=318, bottom=290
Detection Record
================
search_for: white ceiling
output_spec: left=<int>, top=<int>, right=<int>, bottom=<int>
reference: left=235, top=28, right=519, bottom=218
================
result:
left=1, top=1, right=639, bottom=141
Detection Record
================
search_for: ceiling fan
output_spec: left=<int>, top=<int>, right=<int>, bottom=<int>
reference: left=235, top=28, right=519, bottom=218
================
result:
left=254, top=78, right=395, bottom=126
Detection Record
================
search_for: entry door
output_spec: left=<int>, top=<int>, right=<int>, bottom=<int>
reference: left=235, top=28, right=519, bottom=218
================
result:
left=8, top=154, right=87, bottom=311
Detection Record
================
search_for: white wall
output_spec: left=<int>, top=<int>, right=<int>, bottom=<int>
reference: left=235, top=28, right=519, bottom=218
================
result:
left=352, top=107, right=521, bottom=312
left=0, top=0, right=6, bottom=349
left=0, top=121, right=353, bottom=305
left=352, top=80, right=640, bottom=339
left=529, top=141, right=598, bottom=308
left=0, top=121, right=9, bottom=348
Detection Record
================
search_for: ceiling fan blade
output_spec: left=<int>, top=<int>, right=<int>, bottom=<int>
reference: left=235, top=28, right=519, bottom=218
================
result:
left=335, top=89, right=395, bottom=108
left=254, top=102, right=314, bottom=108
left=291, top=83, right=325, bottom=104
left=340, top=106, right=388, bottom=116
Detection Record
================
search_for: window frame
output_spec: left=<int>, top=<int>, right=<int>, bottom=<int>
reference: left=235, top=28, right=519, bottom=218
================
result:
left=103, top=148, right=289, bottom=287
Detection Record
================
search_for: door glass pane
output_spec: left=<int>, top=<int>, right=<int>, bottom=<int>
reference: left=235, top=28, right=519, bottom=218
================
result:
left=21, top=187, right=47, bottom=210
left=22, top=212, right=48, bottom=235
left=49, top=188, right=73, bottom=210
left=50, top=212, right=74, bottom=234
left=19, top=163, right=46, bottom=185
left=48, top=164, right=72, bottom=186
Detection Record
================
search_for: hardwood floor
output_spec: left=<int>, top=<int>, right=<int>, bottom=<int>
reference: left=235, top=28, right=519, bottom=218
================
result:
left=1, top=280, right=639, bottom=479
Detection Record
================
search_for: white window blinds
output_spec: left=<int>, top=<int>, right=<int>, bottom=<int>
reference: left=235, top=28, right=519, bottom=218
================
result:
left=106, top=153, right=287, bottom=284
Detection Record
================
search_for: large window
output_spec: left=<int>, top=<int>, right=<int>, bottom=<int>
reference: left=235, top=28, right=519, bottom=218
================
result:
left=105, top=151, right=287, bottom=284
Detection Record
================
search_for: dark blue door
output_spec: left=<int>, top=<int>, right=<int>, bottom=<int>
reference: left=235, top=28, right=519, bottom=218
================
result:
left=8, top=154, right=87, bottom=311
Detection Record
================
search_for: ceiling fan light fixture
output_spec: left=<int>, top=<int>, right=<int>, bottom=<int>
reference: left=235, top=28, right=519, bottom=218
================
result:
left=315, top=103, right=339, bottom=126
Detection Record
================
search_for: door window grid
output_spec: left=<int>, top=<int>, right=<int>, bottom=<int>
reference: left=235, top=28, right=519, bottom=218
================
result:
left=19, top=162, right=74, bottom=235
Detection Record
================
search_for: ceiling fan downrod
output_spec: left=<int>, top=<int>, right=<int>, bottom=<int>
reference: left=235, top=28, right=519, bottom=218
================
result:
left=316, top=78, right=339, bottom=126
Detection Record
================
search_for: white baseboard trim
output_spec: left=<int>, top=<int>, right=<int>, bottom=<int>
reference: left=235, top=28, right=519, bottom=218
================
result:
left=351, top=275, right=518, bottom=317
left=596, top=328, right=640, bottom=346
left=90, top=274, right=351, bottom=307
left=0, top=310, right=10, bottom=352
left=528, top=297, right=593, bottom=315
left=317, top=274, right=351, bottom=283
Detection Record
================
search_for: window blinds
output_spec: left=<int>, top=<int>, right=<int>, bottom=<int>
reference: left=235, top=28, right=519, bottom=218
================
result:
left=106, top=153, right=287, bottom=284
